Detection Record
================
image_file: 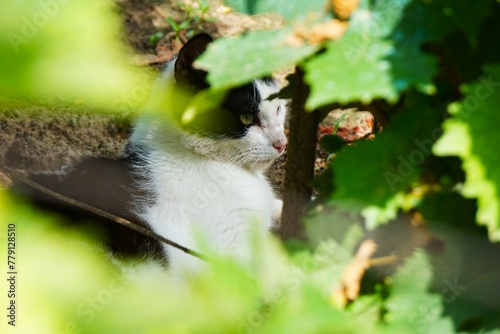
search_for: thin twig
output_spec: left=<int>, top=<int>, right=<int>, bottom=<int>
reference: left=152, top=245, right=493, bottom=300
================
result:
left=368, top=254, right=397, bottom=267
left=8, top=171, right=207, bottom=261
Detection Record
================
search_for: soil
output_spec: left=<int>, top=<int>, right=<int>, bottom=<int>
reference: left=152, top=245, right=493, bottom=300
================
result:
left=0, top=0, right=374, bottom=194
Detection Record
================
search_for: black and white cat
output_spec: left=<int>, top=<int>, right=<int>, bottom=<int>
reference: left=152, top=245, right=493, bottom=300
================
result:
left=127, top=34, right=288, bottom=277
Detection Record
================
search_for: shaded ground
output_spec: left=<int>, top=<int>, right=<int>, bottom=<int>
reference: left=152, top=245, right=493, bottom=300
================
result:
left=0, top=101, right=131, bottom=171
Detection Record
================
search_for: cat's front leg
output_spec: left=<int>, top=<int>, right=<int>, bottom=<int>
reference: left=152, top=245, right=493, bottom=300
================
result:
left=271, top=198, right=283, bottom=228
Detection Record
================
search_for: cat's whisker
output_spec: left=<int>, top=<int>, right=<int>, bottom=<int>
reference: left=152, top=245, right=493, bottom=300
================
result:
left=234, top=154, right=255, bottom=167
left=228, top=151, right=252, bottom=166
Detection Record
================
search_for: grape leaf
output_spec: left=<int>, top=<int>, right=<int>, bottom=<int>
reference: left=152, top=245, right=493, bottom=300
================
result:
left=385, top=251, right=454, bottom=334
left=304, top=0, right=439, bottom=108
left=305, top=35, right=399, bottom=107
left=433, top=64, right=500, bottom=241
left=418, top=191, right=479, bottom=233
left=225, top=0, right=328, bottom=20
left=0, top=0, right=151, bottom=108
left=437, top=0, right=494, bottom=49
left=390, top=0, right=495, bottom=56
left=478, top=4, right=500, bottom=65
left=197, top=28, right=319, bottom=89
left=329, top=92, right=444, bottom=227
left=391, top=250, right=433, bottom=292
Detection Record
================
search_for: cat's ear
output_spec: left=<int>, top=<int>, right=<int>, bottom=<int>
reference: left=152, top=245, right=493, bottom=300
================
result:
left=174, top=33, right=213, bottom=91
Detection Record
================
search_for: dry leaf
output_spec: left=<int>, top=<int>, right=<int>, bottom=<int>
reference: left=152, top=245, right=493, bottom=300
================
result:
left=331, top=239, right=377, bottom=306
left=286, top=19, right=348, bottom=47
left=331, top=0, right=360, bottom=20
left=217, top=5, right=232, bottom=15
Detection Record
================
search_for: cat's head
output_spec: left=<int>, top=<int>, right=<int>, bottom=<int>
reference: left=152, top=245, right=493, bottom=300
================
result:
left=171, top=33, right=288, bottom=170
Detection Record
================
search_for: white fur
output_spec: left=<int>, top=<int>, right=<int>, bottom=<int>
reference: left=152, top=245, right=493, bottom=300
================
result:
left=130, top=64, right=288, bottom=279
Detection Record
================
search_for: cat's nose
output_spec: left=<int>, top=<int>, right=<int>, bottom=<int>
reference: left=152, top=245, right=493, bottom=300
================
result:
left=273, top=140, right=287, bottom=154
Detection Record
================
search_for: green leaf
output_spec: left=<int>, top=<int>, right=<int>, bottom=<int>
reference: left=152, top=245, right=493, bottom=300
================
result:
left=332, top=113, right=347, bottom=135
left=478, top=4, right=500, bottom=65
left=167, top=17, right=179, bottom=30
left=0, top=0, right=152, bottom=108
left=305, top=36, right=397, bottom=107
left=146, top=80, right=232, bottom=136
left=149, top=31, right=164, bottom=45
left=418, top=191, right=479, bottom=232
left=392, top=0, right=494, bottom=51
left=180, top=89, right=227, bottom=125
left=179, top=20, right=190, bottom=30
left=433, top=64, right=500, bottom=241
left=390, top=251, right=433, bottom=292
left=305, top=0, right=438, bottom=108
left=225, top=0, right=328, bottom=20
left=385, top=251, right=454, bottom=334
left=329, top=92, right=443, bottom=227
left=320, top=135, right=346, bottom=153
left=259, top=284, right=363, bottom=334
left=197, top=28, right=319, bottom=89
left=305, top=201, right=365, bottom=246
left=438, top=0, right=494, bottom=49
left=348, top=295, right=383, bottom=325
left=307, top=0, right=495, bottom=108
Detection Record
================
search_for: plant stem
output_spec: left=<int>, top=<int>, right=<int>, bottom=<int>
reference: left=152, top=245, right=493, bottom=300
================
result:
left=280, top=67, right=319, bottom=240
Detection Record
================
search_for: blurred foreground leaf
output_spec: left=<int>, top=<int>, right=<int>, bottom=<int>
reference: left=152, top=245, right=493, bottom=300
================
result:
left=385, top=251, right=454, bottom=333
left=226, top=0, right=328, bottom=20
left=1, top=191, right=461, bottom=334
left=197, top=28, right=319, bottom=89
left=0, top=0, right=153, bottom=108
left=434, top=64, right=500, bottom=241
left=304, top=0, right=438, bottom=108
left=330, top=93, right=443, bottom=228
left=0, top=194, right=118, bottom=334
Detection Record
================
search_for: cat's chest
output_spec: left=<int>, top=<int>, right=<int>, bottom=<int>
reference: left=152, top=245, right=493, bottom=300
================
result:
left=152, top=154, right=275, bottom=217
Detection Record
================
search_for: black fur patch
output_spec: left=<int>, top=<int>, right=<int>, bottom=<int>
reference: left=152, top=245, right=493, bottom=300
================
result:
left=174, top=33, right=213, bottom=92
left=176, top=81, right=263, bottom=139
left=172, top=33, right=276, bottom=139
left=220, top=82, right=262, bottom=138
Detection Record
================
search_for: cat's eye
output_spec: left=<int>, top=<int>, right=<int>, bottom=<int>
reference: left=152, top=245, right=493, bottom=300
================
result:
left=240, top=113, right=255, bottom=126
left=277, top=106, right=281, bottom=114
